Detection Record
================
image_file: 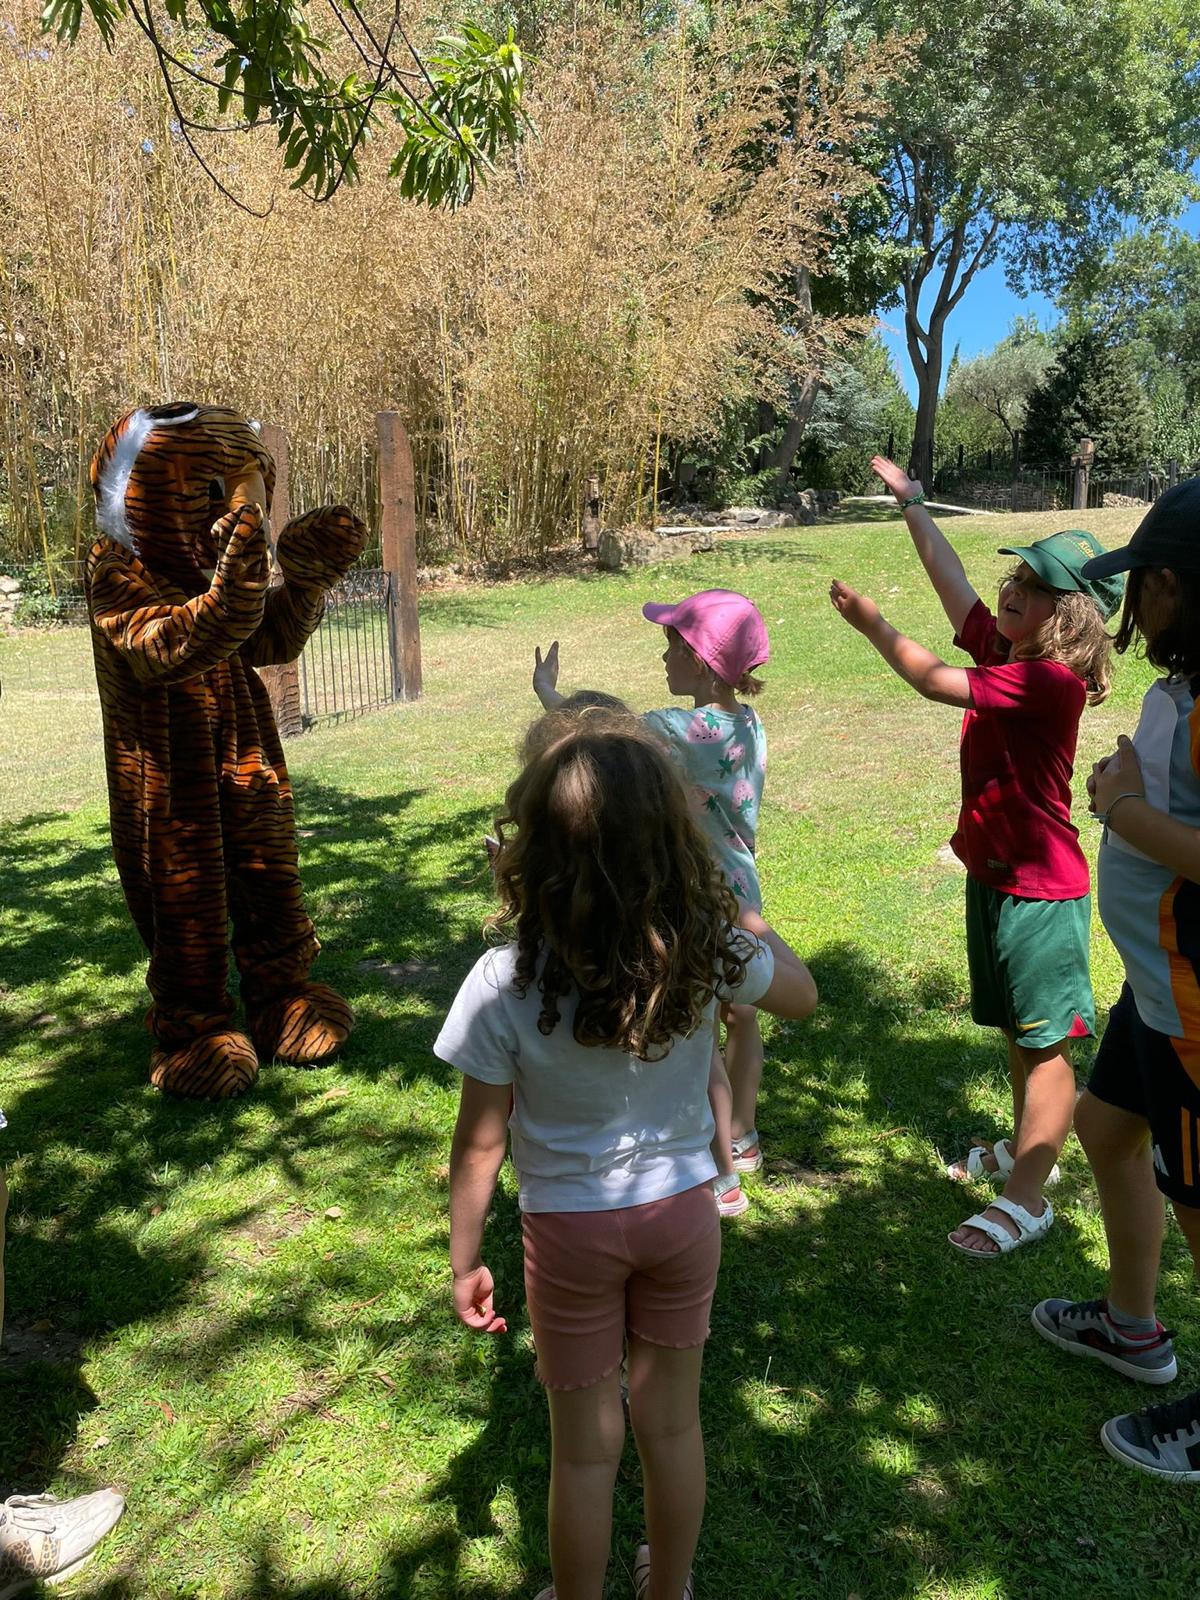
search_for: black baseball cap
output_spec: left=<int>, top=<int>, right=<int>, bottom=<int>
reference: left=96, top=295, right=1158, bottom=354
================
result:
left=1081, top=478, right=1200, bottom=579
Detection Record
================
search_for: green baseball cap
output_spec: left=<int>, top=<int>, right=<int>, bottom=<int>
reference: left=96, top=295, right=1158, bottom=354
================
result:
left=998, top=529, right=1125, bottom=622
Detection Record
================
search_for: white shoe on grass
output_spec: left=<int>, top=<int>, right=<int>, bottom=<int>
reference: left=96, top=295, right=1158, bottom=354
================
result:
left=0, top=1489, right=125, bottom=1598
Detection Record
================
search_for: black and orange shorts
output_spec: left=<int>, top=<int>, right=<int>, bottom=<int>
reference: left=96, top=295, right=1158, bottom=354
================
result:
left=1088, top=982, right=1200, bottom=1207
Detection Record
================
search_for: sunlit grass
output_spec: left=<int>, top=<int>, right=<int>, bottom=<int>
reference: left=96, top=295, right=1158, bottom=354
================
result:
left=2, top=514, right=1195, bottom=1599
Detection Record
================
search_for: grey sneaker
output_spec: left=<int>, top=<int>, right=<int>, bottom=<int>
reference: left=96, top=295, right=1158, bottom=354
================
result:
left=0, top=1489, right=125, bottom=1598
left=1031, top=1298, right=1178, bottom=1384
left=1101, top=1389, right=1200, bottom=1482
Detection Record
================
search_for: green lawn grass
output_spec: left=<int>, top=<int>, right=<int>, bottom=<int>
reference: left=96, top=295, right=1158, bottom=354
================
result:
left=2, top=509, right=1196, bottom=1599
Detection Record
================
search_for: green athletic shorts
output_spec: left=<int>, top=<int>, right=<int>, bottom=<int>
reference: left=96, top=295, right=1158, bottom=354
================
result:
left=964, top=878, right=1095, bottom=1051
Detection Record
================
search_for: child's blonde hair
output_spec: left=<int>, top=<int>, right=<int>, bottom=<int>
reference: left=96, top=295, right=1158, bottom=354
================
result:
left=1002, top=570, right=1113, bottom=705
left=668, top=627, right=765, bottom=696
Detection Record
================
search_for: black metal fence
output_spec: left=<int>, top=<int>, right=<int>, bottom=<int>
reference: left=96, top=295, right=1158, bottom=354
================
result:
left=0, top=561, right=401, bottom=734
left=297, top=568, right=398, bottom=728
left=878, top=431, right=1200, bottom=514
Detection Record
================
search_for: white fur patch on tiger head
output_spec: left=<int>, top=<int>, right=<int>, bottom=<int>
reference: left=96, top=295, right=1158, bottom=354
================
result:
left=94, top=404, right=199, bottom=548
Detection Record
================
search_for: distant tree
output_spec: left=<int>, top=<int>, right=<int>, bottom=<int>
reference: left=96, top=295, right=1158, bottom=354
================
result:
left=943, top=321, right=1055, bottom=447
left=853, top=0, right=1200, bottom=483
left=1023, top=335, right=1152, bottom=472
left=797, top=335, right=913, bottom=491
left=1060, top=226, right=1200, bottom=407
left=1148, top=368, right=1200, bottom=468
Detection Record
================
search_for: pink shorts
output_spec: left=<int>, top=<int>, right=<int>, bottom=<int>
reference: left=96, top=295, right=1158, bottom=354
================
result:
left=522, top=1182, right=721, bottom=1391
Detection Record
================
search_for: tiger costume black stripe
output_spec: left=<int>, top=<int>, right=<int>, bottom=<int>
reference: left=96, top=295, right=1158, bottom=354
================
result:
left=86, top=403, right=367, bottom=1098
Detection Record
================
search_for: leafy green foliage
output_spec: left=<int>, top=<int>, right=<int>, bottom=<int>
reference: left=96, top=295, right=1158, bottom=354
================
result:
left=1061, top=226, right=1200, bottom=410
left=388, top=25, right=529, bottom=208
left=858, top=0, right=1200, bottom=473
left=943, top=320, right=1055, bottom=447
left=40, top=0, right=529, bottom=204
left=798, top=336, right=914, bottom=491
left=1023, top=333, right=1153, bottom=472
left=1148, top=367, right=1200, bottom=469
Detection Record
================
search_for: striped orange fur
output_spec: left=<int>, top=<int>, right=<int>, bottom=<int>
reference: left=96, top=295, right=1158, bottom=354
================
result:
left=86, top=403, right=366, bottom=1098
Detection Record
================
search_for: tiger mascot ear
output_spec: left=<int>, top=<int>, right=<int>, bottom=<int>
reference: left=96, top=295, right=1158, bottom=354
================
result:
left=91, top=405, right=199, bottom=548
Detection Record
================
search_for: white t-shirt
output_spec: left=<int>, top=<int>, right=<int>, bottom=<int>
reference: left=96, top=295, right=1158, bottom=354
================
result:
left=434, top=936, right=774, bottom=1213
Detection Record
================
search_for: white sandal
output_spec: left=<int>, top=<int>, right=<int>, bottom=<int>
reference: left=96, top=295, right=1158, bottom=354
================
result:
left=732, top=1128, right=763, bottom=1173
left=948, top=1194, right=1054, bottom=1259
left=947, top=1138, right=1060, bottom=1187
left=634, top=1543, right=694, bottom=1600
left=713, top=1171, right=748, bottom=1218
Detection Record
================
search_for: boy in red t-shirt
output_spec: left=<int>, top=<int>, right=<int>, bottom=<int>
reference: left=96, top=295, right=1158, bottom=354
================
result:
left=830, top=457, right=1123, bottom=1258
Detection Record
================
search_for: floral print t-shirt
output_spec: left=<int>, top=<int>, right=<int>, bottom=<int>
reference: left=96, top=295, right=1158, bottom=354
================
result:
left=644, top=704, right=766, bottom=911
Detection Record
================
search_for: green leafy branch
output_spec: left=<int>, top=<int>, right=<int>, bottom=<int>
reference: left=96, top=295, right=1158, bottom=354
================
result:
left=40, top=0, right=530, bottom=210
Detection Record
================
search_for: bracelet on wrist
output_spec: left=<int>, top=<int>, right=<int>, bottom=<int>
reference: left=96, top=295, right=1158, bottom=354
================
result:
left=900, top=491, right=926, bottom=509
left=1097, top=791, right=1143, bottom=827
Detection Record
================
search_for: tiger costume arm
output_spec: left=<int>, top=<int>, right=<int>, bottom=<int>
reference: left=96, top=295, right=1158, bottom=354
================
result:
left=88, top=505, right=271, bottom=682
left=241, top=504, right=367, bottom=668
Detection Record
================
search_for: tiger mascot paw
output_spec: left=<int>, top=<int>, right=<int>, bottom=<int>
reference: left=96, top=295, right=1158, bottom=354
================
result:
left=247, top=982, right=354, bottom=1066
left=150, top=1031, right=260, bottom=1099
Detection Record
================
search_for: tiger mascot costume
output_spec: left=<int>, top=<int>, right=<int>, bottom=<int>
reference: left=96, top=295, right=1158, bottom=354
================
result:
left=85, top=402, right=366, bottom=1099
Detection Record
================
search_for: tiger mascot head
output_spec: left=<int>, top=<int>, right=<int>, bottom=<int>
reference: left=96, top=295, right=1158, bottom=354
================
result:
left=91, top=403, right=276, bottom=588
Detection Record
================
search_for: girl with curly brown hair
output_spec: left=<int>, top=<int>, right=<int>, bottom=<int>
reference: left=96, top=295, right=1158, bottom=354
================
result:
left=439, top=712, right=816, bottom=1600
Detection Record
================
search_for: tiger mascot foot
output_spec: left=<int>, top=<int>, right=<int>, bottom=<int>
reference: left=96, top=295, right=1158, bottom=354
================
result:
left=150, top=1030, right=260, bottom=1099
left=247, top=982, right=354, bottom=1066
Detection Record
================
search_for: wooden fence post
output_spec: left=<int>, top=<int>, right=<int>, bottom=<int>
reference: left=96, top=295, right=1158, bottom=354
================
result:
left=1071, top=436, right=1094, bottom=512
left=257, top=421, right=303, bottom=737
left=377, top=412, right=422, bottom=701
left=581, top=472, right=601, bottom=553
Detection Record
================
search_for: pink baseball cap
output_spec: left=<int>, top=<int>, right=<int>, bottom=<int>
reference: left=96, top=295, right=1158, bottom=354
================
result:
left=642, top=589, right=769, bottom=684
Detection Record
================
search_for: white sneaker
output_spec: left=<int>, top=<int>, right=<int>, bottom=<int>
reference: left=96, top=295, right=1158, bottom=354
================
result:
left=0, top=1489, right=125, bottom=1598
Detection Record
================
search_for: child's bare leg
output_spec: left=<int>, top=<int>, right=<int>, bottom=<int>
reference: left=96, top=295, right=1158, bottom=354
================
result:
left=708, top=1026, right=736, bottom=1181
left=951, top=1036, right=1073, bottom=1252
left=947, top=1035, right=1028, bottom=1179
left=1076, top=1090, right=1165, bottom=1318
left=724, top=1002, right=764, bottom=1146
left=546, top=1371, right=626, bottom=1600
left=627, top=1337, right=706, bottom=1600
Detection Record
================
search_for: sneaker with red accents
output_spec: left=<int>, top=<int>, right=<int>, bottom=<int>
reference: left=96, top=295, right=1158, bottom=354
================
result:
left=1032, top=1297, right=1178, bottom=1384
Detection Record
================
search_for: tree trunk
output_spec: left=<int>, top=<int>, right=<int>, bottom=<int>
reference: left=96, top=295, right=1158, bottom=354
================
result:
left=908, top=314, right=943, bottom=487
left=768, top=264, right=819, bottom=487
left=769, top=375, right=821, bottom=486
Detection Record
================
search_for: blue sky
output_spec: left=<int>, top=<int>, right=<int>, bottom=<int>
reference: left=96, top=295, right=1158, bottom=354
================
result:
left=878, top=199, right=1200, bottom=399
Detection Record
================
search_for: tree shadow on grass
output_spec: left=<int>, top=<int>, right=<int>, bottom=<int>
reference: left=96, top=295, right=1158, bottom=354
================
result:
left=0, top=779, right=504, bottom=1517
left=426, top=940, right=1198, bottom=1600
left=4, top=809, right=1197, bottom=1597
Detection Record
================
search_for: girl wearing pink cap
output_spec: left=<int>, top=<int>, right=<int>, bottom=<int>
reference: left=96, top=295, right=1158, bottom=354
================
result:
left=533, top=589, right=777, bottom=1217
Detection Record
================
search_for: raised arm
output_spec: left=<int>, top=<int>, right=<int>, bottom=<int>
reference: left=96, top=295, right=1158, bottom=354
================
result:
left=830, top=580, right=974, bottom=709
left=88, top=507, right=270, bottom=684
left=241, top=505, right=367, bottom=668
left=872, top=456, right=980, bottom=636
left=532, top=641, right=566, bottom=709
